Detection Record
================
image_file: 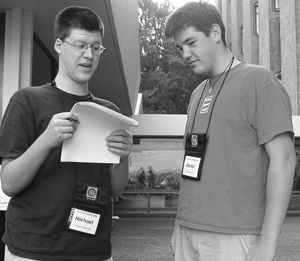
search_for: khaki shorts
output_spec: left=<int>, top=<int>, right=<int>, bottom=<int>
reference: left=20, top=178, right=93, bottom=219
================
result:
left=171, top=223, right=259, bottom=261
left=5, top=245, right=113, bottom=261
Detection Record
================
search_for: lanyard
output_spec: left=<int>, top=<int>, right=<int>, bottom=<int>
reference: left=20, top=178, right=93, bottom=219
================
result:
left=49, top=80, right=94, bottom=182
left=50, top=80, right=93, bottom=112
left=190, top=56, right=234, bottom=134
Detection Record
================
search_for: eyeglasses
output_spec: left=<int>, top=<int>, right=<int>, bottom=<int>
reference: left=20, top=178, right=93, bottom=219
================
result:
left=62, top=40, right=105, bottom=54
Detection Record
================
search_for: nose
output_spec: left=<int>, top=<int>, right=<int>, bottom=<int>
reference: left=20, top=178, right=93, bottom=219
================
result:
left=181, top=46, right=191, bottom=60
left=83, top=45, right=93, bottom=58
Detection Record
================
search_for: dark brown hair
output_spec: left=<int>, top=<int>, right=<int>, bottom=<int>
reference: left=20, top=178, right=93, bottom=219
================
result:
left=165, top=0, right=227, bottom=46
left=54, top=6, right=104, bottom=40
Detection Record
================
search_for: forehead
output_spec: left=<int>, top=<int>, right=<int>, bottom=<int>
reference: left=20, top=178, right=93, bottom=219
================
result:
left=174, top=26, right=205, bottom=46
left=67, top=28, right=102, bottom=42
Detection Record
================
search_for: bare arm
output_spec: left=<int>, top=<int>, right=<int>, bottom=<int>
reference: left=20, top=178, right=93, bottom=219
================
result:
left=106, top=130, right=133, bottom=198
left=1, top=112, right=79, bottom=197
left=246, top=132, right=296, bottom=261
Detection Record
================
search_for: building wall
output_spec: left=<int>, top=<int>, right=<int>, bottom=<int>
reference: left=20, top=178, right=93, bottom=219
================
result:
left=280, top=0, right=300, bottom=115
left=217, top=0, right=299, bottom=115
left=243, top=0, right=259, bottom=65
left=230, top=0, right=243, bottom=61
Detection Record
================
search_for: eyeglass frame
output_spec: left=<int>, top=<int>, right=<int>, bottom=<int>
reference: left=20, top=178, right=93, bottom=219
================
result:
left=61, top=39, right=105, bottom=54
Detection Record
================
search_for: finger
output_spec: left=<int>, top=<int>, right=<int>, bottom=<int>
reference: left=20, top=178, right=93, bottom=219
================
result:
left=67, top=113, right=80, bottom=124
left=53, top=122, right=78, bottom=134
left=53, top=112, right=74, bottom=120
left=109, top=129, right=132, bottom=138
left=107, top=146, right=131, bottom=158
left=106, top=138, right=133, bottom=148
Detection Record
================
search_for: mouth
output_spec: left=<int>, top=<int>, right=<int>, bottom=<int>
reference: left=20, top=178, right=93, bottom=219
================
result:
left=79, top=63, right=92, bottom=68
left=188, top=60, right=197, bottom=66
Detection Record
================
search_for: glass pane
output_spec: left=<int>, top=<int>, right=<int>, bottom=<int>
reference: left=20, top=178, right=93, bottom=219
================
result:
left=294, top=145, right=300, bottom=191
left=255, top=4, right=259, bottom=34
left=115, top=138, right=184, bottom=214
left=129, top=138, right=183, bottom=190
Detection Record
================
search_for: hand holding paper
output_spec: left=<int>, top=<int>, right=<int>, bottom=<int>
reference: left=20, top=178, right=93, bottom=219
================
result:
left=61, top=102, right=138, bottom=163
left=105, top=129, right=133, bottom=161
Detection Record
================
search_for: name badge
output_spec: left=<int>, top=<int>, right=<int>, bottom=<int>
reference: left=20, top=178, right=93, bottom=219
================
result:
left=67, top=208, right=100, bottom=235
left=181, top=133, right=208, bottom=181
left=182, top=155, right=201, bottom=178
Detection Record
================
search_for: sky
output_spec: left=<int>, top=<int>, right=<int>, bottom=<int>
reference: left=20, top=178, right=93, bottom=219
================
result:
left=155, top=0, right=215, bottom=8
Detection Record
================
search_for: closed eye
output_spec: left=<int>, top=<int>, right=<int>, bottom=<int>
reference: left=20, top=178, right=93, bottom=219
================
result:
left=175, top=45, right=183, bottom=52
left=93, top=45, right=101, bottom=51
left=75, top=43, right=86, bottom=51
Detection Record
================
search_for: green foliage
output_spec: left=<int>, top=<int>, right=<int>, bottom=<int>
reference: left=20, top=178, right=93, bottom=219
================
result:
left=138, top=0, right=205, bottom=114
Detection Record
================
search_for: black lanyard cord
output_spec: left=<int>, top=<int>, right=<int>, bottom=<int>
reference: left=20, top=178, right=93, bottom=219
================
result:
left=190, top=56, right=234, bottom=134
left=50, top=80, right=93, bottom=112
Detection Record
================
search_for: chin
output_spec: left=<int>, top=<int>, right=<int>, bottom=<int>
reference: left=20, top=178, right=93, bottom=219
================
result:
left=192, top=68, right=205, bottom=75
left=79, top=74, right=93, bottom=82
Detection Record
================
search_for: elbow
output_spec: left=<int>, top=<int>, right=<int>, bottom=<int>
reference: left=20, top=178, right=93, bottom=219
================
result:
left=1, top=176, right=19, bottom=197
left=1, top=184, right=15, bottom=198
left=110, top=188, right=125, bottom=199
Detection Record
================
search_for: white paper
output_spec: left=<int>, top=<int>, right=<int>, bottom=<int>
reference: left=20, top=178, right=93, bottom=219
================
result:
left=61, top=102, right=138, bottom=163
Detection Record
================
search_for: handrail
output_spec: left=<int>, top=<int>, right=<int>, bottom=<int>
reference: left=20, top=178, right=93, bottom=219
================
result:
left=115, top=190, right=179, bottom=214
left=115, top=190, right=300, bottom=214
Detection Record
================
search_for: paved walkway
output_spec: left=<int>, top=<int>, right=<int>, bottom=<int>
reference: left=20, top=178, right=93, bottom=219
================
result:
left=112, top=214, right=300, bottom=261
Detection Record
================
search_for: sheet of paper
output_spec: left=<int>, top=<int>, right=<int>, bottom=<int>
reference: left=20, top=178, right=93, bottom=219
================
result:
left=61, top=102, right=138, bottom=163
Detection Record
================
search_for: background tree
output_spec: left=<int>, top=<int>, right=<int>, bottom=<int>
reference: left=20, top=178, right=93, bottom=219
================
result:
left=138, top=0, right=206, bottom=114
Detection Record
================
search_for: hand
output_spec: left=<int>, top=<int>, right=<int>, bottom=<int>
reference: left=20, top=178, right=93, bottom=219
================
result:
left=40, top=112, right=79, bottom=149
left=245, top=237, right=277, bottom=261
left=105, top=130, right=133, bottom=161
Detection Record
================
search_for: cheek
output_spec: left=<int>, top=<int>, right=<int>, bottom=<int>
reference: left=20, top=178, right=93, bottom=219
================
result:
left=92, top=57, right=100, bottom=68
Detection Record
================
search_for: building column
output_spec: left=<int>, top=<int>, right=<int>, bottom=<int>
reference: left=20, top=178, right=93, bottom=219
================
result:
left=2, top=8, right=33, bottom=114
left=243, top=0, right=259, bottom=65
left=230, top=0, right=243, bottom=60
left=215, top=0, right=222, bottom=16
left=258, top=0, right=280, bottom=73
left=280, top=0, right=300, bottom=115
left=221, top=0, right=231, bottom=50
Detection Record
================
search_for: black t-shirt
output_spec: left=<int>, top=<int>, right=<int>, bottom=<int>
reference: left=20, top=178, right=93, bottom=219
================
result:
left=0, top=84, right=119, bottom=260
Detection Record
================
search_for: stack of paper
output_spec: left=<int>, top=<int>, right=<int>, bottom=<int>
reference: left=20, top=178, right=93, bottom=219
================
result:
left=61, top=102, right=138, bottom=164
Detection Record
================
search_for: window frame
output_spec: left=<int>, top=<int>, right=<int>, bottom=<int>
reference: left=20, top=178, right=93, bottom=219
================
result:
left=273, top=0, right=279, bottom=11
left=240, top=25, right=244, bottom=55
left=254, top=2, right=259, bottom=35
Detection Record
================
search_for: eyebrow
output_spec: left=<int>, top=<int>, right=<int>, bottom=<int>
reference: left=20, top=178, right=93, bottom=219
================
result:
left=73, top=40, right=101, bottom=45
left=175, top=36, right=196, bottom=49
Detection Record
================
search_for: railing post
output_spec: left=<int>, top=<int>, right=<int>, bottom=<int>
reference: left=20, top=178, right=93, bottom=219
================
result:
left=147, top=191, right=150, bottom=214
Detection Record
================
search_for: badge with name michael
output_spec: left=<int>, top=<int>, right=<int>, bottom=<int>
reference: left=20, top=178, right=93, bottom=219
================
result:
left=182, top=133, right=208, bottom=181
left=67, top=208, right=100, bottom=235
left=66, top=182, right=110, bottom=236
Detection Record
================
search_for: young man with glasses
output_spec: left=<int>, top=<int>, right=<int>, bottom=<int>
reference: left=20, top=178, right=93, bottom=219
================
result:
left=0, top=6, right=132, bottom=261
left=165, top=1, right=295, bottom=260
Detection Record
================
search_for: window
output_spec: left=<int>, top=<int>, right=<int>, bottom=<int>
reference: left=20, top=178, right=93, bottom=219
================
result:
left=294, top=138, right=300, bottom=191
left=114, top=138, right=184, bottom=214
left=240, top=25, right=244, bottom=55
left=32, top=32, right=58, bottom=86
left=274, top=0, right=279, bottom=10
left=0, top=12, right=5, bottom=120
left=254, top=3, right=259, bottom=35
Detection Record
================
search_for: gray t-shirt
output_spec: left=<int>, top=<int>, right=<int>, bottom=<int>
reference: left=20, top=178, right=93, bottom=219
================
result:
left=178, top=62, right=294, bottom=234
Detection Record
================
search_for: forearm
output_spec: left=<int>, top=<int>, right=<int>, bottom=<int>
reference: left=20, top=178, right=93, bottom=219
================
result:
left=260, top=152, right=295, bottom=244
left=110, top=158, right=129, bottom=198
left=1, top=136, right=52, bottom=197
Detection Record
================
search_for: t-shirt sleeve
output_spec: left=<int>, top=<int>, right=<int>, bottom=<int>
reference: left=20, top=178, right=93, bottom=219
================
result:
left=256, top=79, right=294, bottom=146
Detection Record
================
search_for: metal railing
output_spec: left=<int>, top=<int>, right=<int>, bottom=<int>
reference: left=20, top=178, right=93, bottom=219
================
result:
left=114, top=189, right=300, bottom=215
left=114, top=189, right=179, bottom=214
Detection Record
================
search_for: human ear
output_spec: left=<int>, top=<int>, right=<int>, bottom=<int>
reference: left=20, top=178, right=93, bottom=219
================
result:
left=210, top=24, right=222, bottom=43
left=54, top=39, right=62, bottom=54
